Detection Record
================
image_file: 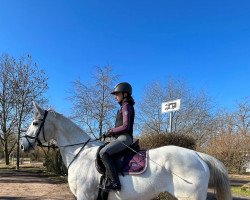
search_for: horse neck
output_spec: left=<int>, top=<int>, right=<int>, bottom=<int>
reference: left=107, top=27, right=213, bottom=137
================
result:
left=53, top=114, right=97, bottom=168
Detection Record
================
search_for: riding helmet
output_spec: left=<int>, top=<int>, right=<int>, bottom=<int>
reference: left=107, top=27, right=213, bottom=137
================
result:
left=111, top=82, right=132, bottom=95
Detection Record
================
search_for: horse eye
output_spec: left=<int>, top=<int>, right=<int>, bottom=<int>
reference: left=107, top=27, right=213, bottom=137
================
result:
left=33, top=122, right=39, bottom=126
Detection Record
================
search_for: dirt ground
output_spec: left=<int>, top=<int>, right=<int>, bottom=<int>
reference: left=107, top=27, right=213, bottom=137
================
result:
left=0, top=169, right=75, bottom=200
left=0, top=169, right=249, bottom=200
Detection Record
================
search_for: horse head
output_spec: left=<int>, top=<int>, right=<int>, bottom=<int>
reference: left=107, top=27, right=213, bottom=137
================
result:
left=21, top=101, right=55, bottom=152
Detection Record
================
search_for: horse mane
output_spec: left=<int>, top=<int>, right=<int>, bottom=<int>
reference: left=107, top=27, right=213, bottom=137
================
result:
left=46, top=108, right=102, bottom=146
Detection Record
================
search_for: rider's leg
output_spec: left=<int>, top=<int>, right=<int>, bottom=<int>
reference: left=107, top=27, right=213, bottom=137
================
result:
left=99, top=133, right=132, bottom=190
left=100, top=133, right=133, bottom=156
left=101, top=152, right=121, bottom=190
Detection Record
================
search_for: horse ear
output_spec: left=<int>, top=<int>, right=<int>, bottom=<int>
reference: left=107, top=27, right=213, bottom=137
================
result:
left=33, top=101, right=44, bottom=114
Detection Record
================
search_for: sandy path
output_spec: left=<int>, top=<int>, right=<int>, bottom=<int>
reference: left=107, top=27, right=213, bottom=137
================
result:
left=0, top=169, right=75, bottom=200
left=0, top=169, right=249, bottom=200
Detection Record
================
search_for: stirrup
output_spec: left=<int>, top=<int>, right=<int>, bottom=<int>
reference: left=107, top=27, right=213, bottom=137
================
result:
left=105, top=181, right=121, bottom=191
left=98, top=179, right=121, bottom=191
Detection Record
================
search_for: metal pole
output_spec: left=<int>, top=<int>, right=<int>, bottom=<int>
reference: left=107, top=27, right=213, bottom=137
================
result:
left=169, top=111, right=173, bottom=133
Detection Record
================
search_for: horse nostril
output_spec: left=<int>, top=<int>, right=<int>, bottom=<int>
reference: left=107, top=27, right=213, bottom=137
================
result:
left=20, top=145, right=24, bottom=150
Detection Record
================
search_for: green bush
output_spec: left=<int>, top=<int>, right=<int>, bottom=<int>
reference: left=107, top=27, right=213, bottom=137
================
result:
left=139, top=132, right=196, bottom=150
left=43, top=149, right=67, bottom=175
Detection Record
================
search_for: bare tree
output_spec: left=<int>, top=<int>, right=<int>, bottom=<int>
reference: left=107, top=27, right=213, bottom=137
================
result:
left=203, top=101, right=250, bottom=173
left=0, top=54, right=18, bottom=165
left=13, top=55, right=48, bottom=169
left=234, top=99, right=250, bottom=136
left=137, top=81, right=165, bottom=134
left=0, top=53, right=48, bottom=168
left=137, top=78, right=215, bottom=146
left=232, top=100, right=250, bottom=172
left=68, top=66, right=118, bottom=138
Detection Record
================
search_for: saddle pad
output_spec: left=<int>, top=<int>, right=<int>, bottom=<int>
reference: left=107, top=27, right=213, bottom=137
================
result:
left=120, top=150, right=148, bottom=175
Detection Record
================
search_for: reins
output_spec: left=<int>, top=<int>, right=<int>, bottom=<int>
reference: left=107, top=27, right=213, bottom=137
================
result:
left=67, top=138, right=91, bottom=169
left=38, top=139, right=98, bottom=149
left=39, top=138, right=101, bottom=169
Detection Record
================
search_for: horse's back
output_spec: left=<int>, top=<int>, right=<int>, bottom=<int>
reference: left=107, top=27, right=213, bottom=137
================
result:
left=147, top=145, right=210, bottom=199
left=148, top=145, right=210, bottom=184
left=149, top=145, right=209, bottom=171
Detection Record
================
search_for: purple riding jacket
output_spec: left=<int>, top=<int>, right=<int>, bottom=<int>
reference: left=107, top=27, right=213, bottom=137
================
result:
left=110, top=101, right=134, bottom=136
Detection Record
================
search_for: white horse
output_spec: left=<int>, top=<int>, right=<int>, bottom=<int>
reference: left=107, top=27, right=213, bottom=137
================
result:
left=21, top=102, right=232, bottom=200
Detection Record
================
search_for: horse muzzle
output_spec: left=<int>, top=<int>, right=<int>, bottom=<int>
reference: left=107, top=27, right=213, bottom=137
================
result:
left=20, top=138, right=35, bottom=152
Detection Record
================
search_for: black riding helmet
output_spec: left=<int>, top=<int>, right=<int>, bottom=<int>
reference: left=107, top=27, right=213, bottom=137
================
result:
left=111, top=82, right=132, bottom=95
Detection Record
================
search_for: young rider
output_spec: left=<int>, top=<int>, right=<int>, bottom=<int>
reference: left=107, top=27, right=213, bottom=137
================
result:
left=99, top=82, right=135, bottom=190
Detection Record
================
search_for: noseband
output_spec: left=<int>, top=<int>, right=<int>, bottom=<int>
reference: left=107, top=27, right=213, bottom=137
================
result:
left=23, top=110, right=48, bottom=149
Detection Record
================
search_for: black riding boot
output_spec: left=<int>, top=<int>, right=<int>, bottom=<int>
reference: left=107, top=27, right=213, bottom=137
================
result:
left=100, top=153, right=121, bottom=191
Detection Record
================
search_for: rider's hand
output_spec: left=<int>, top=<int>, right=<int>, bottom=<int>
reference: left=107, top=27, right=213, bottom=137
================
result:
left=106, top=129, right=113, bottom=137
left=102, top=133, right=107, bottom=139
left=102, top=130, right=112, bottom=138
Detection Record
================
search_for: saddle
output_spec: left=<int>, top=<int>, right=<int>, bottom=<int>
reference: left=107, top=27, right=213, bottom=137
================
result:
left=95, top=139, right=148, bottom=175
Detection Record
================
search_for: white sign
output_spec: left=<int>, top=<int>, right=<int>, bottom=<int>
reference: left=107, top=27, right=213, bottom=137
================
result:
left=161, top=99, right=181, bottom=113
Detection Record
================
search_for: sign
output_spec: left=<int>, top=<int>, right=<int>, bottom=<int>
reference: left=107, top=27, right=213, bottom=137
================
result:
left=161, top=99, right=181, bottom=113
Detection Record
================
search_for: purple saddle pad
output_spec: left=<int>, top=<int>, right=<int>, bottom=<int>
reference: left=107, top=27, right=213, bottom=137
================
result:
left=118, top=150, right=148, bottom=175
left=95, top=145, right=148, bottom=176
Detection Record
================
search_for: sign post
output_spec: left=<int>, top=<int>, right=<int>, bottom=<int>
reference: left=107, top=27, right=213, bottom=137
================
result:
left=161, top=99, right=181, bottom=133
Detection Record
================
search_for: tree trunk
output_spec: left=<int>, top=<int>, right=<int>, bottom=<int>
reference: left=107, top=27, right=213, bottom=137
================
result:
left=16, top=135, right=20, bottom=170
left=16, top=118, right=22, bottom=170
left=4, top=139, right=9, bottom=165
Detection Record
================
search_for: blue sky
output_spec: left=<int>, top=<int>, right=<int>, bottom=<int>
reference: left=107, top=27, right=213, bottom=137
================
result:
left=0, top=0, right=250, bottom=115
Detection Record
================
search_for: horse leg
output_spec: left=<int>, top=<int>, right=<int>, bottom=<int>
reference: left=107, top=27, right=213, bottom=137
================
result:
left=172, top=176, right=209, bottom=200
left=161, top=162, right=209, bottom=200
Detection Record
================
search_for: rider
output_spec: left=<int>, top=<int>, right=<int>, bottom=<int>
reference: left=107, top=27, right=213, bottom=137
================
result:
left=99, top=82, right=135, bottom=190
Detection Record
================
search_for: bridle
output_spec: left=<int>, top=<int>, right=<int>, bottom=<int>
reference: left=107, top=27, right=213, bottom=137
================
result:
left=23, top=110, right=48, bottom=150
left=22, top=110, right=101, bottom=169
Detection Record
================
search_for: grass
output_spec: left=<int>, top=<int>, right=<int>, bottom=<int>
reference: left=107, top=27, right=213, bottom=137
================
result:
left=0, top=163, right=16, bottom=169
left=0, top=162, right=68, bottom=183
left=231, top=186, right=250, bottom=197
left=229, top=174, right=250, bottom=181
left=47, top=174, right=68, bottom=183
left=0, top=162, right=45, bottom=174
left=0, top=162, right=44, bottom=169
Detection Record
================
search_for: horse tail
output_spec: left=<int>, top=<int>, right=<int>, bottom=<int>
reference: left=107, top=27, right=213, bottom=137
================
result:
left=197, top=152, right=232, bottom=200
